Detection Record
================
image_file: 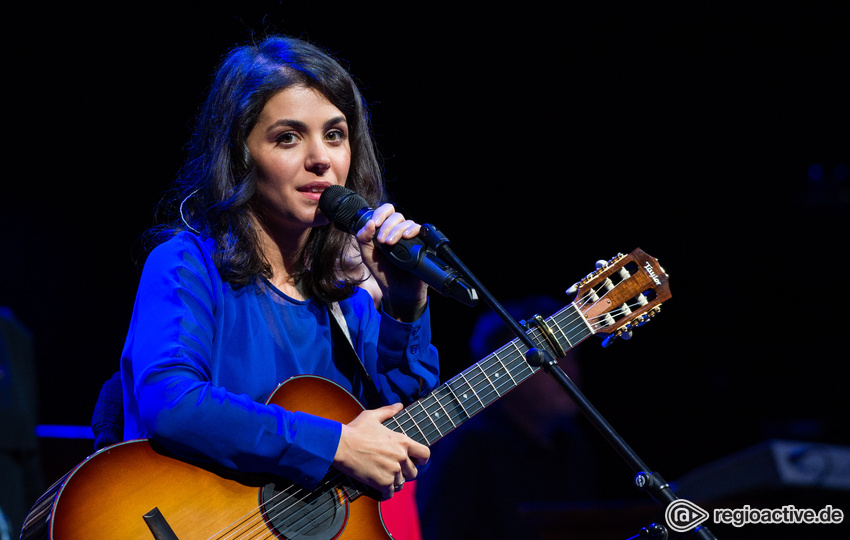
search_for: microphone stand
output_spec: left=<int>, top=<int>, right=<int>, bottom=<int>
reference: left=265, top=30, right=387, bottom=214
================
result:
left=419, top=224, right=717, bottom=540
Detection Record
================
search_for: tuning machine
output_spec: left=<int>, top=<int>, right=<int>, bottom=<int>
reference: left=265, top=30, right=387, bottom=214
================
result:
left=600, top=306, right=662, bottom=348
left=566, top=253, right=626, bottom=297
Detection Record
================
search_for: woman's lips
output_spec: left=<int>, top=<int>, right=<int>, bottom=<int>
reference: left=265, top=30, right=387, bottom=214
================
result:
left=298, top=182, right=332, bottom=201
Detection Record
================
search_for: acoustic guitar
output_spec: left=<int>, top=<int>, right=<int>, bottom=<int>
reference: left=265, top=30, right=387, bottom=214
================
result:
left=21, top=248, right=671, bottom=539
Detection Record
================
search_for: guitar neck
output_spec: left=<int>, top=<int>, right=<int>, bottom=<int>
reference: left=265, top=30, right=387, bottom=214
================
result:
left=384, top=303, right=593, bottom=446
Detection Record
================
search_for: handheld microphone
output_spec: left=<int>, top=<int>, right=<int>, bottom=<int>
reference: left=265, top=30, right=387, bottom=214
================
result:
left=319, top=185, right=478, bottom=307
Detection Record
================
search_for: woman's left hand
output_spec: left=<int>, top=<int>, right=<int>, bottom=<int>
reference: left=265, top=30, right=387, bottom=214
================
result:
left=354, top=203, right=428, bottom=322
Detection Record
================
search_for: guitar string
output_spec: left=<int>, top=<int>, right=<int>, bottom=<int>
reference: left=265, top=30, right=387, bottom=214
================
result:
left=264, top=463, right=378, bottom=539
left=209, top=481, right=312, bottom=540
left=264, top=478, right=351, bottom=539
left=354, top=291, right=639, bottom=449
left=386, top=303, right=592, bottom=446
left=395, top=342, right=533, bottom=444
left=390, top=304, right=591, bottom=445
left=213, top=471, right=353, bottom=540
left=208, top=283, right=646, bottom=538
left=402, top=300, right=606, bottom=446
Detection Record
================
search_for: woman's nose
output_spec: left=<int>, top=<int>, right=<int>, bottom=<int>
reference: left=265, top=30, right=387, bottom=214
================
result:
left=305, top=140, right=331, bottom=174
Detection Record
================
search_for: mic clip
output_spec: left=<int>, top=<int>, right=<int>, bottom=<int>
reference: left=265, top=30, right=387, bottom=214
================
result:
left=381, top=231, right=478, bottom=307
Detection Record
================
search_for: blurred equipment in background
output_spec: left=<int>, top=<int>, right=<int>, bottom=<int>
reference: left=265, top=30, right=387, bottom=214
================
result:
left=0, top=307, right=44, bottom=537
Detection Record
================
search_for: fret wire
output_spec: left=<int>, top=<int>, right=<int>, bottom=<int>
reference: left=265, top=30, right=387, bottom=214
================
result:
left=446, top=374, right=478, bottom=421
left=493, top=359, right=515, bottom=398
left=498, top=351, right=524, bottom=376
left=404, top=402, right=431, bottom=445
left=455, top=371, right=485, bottom=416
left=492, top=353, right=524, bottom=396
left=509, top=355, right=535, bottom=381
left=413, top=397, right=456, bottom=446
left=496, top=349, right=529, bottom=395
left=419, top=384, right=468, bottom=445
left=388, top=415, right=405, bottom=433
left=480, top=356, right=508, bottom=404
left=426, top=387, right=457, bottom=432
left=554, top=309, right=575, bottom=349
left=550, top=307, right=592, bottom=352
left=458, top=376, right=488, bottom=410
left=387, top=404, right=426, bottom=444
left=414, top=400, right=444, bottom=444
left=385, top=409, right=413, bottom=437
left=444, top=377, right=473, bottom=420
left=491, top=374, right=513, bottom=397
left=566, top=307, right=592, bottom=340
left=494, top=350, right=518, bottom=387
left=508, top=339, right=526, bottom=360
left=408, top=403, right=441, bottom=444
left=464, top=363, right=493, bottom=402
left=432, top=386, right=464, bottom=432
left=550, top=310, right=584, bottom=345
left=475, top=358, right=499, bottom=404
left=558, top=304, right=593, bottom=341
left=396, top=390, right=452, bottom=444
left=416, top=396, right=443, bottom=440
left=530, top=326, right=551, bottom=352
left=552, top=304, right=579, bottom=328
left=443, top=382, right=471, bottom=425
left=508, top=339, right=537, bottom=376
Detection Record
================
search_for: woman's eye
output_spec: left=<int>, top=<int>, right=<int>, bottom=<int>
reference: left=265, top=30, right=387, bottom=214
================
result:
left=276, top=132, right=298, bottom=145
left=326, top=130, right=347, bottom=143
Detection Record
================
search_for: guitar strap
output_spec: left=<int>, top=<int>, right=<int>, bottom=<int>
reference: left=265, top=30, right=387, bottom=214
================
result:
left=327, top=302, right=383, bottom=409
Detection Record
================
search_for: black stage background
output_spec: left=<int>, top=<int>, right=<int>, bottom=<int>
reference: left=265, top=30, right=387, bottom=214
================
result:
left=2, top=4, right=849, bottom=538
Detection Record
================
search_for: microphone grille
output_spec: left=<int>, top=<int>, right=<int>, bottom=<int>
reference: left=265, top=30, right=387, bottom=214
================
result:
left=319, top=185, right=368, bottom=232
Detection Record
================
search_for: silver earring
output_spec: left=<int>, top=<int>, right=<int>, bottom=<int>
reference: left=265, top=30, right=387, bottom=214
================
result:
left=179, top=189, right=201, bottom=234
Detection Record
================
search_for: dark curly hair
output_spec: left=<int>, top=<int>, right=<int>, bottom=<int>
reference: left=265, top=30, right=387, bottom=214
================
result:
left=147, top=35, right=384, bottom=302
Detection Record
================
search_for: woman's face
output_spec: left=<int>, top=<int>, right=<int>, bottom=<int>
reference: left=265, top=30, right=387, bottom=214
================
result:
left=247, top=85, right=351, bottom=233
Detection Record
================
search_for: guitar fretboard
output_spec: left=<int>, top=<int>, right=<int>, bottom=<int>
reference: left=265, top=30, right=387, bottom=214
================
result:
left=384, top=303, right=592, bottom=446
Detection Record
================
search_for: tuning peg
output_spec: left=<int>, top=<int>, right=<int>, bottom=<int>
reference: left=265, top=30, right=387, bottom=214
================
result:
left=601, top=327, right=634, bottom=348
left=595, top=260, right=608, bottom=269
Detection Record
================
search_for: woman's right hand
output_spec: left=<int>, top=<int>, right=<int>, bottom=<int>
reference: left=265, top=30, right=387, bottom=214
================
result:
left=332, top=402, right=430, bottom=500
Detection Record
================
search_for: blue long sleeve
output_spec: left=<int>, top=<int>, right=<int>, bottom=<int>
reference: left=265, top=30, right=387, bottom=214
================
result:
left=121, top=232, right=439, bottom=488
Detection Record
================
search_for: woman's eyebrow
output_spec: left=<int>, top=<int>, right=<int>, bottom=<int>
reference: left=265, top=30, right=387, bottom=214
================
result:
left=265, top=116, right=347, bottom=133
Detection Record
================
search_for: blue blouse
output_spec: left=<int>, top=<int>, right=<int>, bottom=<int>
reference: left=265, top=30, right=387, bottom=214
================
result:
left=121, top=232, right=439, bottom=489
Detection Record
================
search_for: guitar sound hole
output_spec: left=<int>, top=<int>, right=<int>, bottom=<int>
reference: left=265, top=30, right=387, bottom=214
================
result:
left=261, top=481, right=348, bottom=539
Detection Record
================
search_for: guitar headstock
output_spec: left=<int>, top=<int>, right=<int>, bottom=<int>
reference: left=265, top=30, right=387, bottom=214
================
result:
left=568, top=248, right=671, bottom=347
